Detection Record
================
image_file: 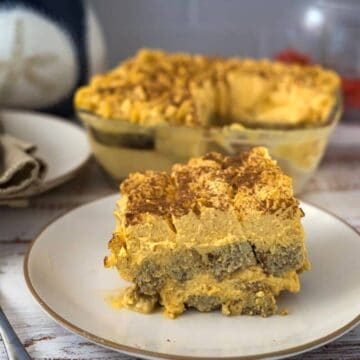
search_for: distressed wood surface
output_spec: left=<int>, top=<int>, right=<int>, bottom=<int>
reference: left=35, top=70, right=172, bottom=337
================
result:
left=0, top=123, right=360, bottom=360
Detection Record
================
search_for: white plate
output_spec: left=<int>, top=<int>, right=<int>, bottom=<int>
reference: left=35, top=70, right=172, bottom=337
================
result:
left=1, top=109, right=91, bottom=197
left=24, top=195, right=360, bottom=360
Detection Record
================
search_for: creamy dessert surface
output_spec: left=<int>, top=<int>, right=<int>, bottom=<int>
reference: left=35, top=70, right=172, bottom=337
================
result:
left=105, top=147, right=310, bottom=318
left=76, top=48, right=339, bottom=128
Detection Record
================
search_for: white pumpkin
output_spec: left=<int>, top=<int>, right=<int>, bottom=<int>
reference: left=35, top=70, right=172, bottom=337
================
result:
left=0, top=3, right=106, bottom=111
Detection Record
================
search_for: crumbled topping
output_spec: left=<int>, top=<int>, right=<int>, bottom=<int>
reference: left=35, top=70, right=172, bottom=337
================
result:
left=120, top=147, right=301, bottom=225
left=75, top=49, right=340, bottom=128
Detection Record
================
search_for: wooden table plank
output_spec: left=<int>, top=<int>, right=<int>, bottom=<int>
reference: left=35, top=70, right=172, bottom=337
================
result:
left=0, top=243, right=131, bottom=360
left=1, top=123, right=360, bottom=359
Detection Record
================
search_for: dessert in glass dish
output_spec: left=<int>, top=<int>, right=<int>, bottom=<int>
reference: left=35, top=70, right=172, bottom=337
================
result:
left=75, top=49, right=341, bottom=193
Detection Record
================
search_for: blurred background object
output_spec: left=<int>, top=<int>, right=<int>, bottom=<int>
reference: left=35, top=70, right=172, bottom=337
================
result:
left=0, top=0, right=358, bottom=121
left=272, top=0, right=360, bottom=122
left=0, top=0, right=106, bottom=116
left=90, top=0, right=358, bottom=122
left=319, top=0, right=360, bottom=121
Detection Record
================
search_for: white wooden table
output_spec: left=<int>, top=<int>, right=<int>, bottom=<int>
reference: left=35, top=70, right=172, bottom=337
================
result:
left=1, top=123, right=360, bottom=360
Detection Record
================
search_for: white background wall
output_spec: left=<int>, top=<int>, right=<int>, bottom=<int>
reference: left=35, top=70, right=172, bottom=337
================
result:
left=89, top=0, right=318, bottom=68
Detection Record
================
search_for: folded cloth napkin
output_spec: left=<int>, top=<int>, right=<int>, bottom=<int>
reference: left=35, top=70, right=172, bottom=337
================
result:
left=0, top=133, right=46, bottom=203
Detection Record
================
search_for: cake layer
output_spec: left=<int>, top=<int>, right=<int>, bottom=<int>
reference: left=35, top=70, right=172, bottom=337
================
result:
left=106, top=236, right=306, bottom=293
left=111, top=268, right=300, bottom=318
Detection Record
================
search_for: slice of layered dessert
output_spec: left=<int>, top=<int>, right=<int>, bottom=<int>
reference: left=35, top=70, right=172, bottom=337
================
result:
left=105, top=147, right=310, bottom=318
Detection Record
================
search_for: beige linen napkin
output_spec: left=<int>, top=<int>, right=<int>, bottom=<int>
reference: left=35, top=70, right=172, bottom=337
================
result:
left=0, top=133, right=46, bottom=205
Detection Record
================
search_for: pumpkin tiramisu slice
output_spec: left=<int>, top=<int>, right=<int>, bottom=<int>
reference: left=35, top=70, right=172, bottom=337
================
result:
left=105, top=147, right=310, bottom=318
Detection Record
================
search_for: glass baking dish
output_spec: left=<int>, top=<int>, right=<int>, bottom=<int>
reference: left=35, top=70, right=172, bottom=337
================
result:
left=77, top=98, right=342, bottom=194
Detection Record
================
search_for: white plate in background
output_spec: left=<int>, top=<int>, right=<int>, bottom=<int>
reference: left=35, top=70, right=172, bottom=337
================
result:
left=1, top=109, right=91, bottom=197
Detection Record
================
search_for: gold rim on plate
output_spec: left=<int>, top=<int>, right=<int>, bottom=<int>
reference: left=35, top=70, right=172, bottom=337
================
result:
left=23, top=198, right=360, bottom=360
